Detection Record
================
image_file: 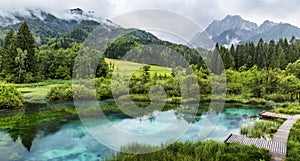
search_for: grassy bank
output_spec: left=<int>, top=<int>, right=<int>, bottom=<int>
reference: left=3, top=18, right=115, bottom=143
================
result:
left=9, top=58, right=298, bottom=106
left=14, top=80, right=291, bottom=108
left=287, top=120, right=300, bottom=161
left=107, top=140, right=271, bottom=161
left=273, top=102, right=300, bottom=115
left=14, top=80, right=71, bottom=104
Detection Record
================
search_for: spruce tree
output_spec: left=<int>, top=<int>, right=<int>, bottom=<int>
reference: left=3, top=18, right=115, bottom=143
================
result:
left=229, top=44, right=237, bottom=69
left=247, top=42, right=256, bottom=68
left=236, top=44, right=245, bottom=68
left=210, top=43, right=224, bottom=74
left=269, top=40, right=277, bottom=69
left=0, top=29, right=18, bottom=81
left=256, top=39, right=265, bottom=68
left=277, top=45, right=286, bottom=69
left=15, top=21, right=37, bottom=76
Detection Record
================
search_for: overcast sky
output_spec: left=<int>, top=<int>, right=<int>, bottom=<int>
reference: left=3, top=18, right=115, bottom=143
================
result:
left=1, top=0, right=300, bottom=29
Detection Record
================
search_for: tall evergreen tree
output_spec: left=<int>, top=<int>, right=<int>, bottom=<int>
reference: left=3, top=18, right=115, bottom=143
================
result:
left=0, top=29, right=18, bottom=81
left=220, top=46, right=234, bottom=69
left=263, top=42, right=269, bottom=69
left=247, top=42, right=256, bottom=68
left=256, top=39, right=265, bottom=68
left=236, top=44, right=246, bottom=68
left=229, top=44, right=238, bottom=69
left=15, top=21, right=37, bottom=75
left=269, top=40, right=278, bottom=69
left=210, top=43, right=225, bottom=74
left=277, top=45, right=286, bottom=69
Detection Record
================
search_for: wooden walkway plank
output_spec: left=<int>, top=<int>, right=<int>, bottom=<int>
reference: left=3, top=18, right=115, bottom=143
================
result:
left=225, top=112, right=300, bottom=161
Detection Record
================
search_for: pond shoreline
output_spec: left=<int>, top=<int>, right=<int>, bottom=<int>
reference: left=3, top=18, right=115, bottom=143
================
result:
left=0, top=103, right=266, bottom=161
left=1, top=97, right=286, bottom=114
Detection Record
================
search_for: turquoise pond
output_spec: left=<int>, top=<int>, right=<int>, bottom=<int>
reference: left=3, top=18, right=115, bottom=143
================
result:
left=0, top=102, right=263, bottom=161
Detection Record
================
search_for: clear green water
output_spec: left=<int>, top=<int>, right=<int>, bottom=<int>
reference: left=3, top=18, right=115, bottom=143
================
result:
left=0, top=103, right=262, bottom=161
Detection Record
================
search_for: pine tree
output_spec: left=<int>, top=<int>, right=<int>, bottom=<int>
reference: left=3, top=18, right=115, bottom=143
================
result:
left=262, top=42, right=269, bottom=69
left=0, top=29, right=18, bottom=81
left=220, top=46, right=234, bottom=69
left=247, top=42, right=256, bottom=68
left=229, top=44, right=237, bottom=69
left=256, top=39, right=265, bottom=68
left=236, top=44, right=245, bottom=68
left=15, top=21, right=37, bottom=75
left=277, top=45, right=286, bottom=69
left=210, top=43, right=223, bottom=74
left=269, top=40, right=278, bottom=69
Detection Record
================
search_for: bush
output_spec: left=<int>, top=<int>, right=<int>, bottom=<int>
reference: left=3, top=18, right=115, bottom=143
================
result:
left=48, top=84, right=68, bottom=101
left=248, top=98, right=266, bottom=105
left=0, top=82, right=24, bottom=109
left=48, top=83, right=95, bottom=101
left=264, top=94, right=289, bottom=102
left=168, top=97, right=181, bottom=104
left=95, top=78, right=112, bottom=99
left=273, top=103, right=300, bottom=115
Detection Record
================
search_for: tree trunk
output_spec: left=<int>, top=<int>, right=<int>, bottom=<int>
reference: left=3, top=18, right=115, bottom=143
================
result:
left=290, top=93, right=294, bottom=102
left=19, top=66, right=22, bottom=83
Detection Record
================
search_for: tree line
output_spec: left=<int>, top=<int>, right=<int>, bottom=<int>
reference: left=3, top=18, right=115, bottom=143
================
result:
left=215, top=37, right=300, bottom=71
left=0, top=21, right=38, bottom=83
left=0, top=21, right=108, bottom=83
left=1, top=20, right=300, bottom=90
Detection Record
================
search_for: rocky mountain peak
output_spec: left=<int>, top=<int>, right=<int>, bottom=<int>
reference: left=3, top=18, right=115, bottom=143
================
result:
left=206, top=15, right=258, bottom=38
left=190, top=15, right=300, bottom=49
left=70, top=8, right=84, bottom=15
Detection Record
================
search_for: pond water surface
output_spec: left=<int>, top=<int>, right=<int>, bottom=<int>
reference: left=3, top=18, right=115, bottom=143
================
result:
left=0, top=102, right=263, bottom=161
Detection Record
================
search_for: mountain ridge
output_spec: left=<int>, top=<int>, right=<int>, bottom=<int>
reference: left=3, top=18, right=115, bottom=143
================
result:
left=0, top=8, right=120, bottom=45
left=191, top=15, right=300, bottom=49
left=1, top=10, right=300, bottom=50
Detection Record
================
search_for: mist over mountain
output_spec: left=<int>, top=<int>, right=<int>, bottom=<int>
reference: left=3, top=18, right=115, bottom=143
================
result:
left=190, top=15, right=300, bottom=49
left=1, top=9, right=300, bottom=50
left=0, top=8, right=119, bottom=45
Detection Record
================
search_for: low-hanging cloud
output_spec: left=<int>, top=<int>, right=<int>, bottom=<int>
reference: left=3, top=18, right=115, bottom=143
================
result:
left=0, top=0, right=299, bottom=29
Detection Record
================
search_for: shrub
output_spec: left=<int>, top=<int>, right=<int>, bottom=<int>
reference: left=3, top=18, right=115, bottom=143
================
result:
left=168, top=97, right=181, bottom=104
left=264, top=94, right=289, bottom=102
left=0, top=82, right=24, bottom=109
left=47, top=84, right=69, bottom=101
left=248, top=98, right=266, bottom=105
left=48, top=83, right=95, bottom=101
left=273, top=103, right=300, bottom=115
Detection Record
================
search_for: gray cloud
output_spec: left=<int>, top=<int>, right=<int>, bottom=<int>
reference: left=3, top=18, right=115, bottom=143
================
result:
left=0, top=0, right=114, bottom=18
left=0, top=0, right=299, bottom=28
left=108, top=0, right=300, bottom=28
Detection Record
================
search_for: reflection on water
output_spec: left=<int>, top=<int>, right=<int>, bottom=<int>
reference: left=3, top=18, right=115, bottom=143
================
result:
left=0, top=102, right=262, bottom=161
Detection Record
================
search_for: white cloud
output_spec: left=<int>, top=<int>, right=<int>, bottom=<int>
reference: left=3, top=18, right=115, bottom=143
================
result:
left=0, top=0, right=299, bottom=28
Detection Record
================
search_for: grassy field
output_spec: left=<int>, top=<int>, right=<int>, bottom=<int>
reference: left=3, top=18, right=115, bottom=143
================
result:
left=12, top=59, right=171, bottom=104
left=13, top=80, right=71, bottom=104
left=105, top=58, right=172, bottom=77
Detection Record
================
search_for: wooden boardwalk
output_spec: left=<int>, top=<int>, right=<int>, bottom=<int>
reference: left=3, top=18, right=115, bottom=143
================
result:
left=225, top=112, right=300, bottom=161
left=224, top=134, right=286, bottom=157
